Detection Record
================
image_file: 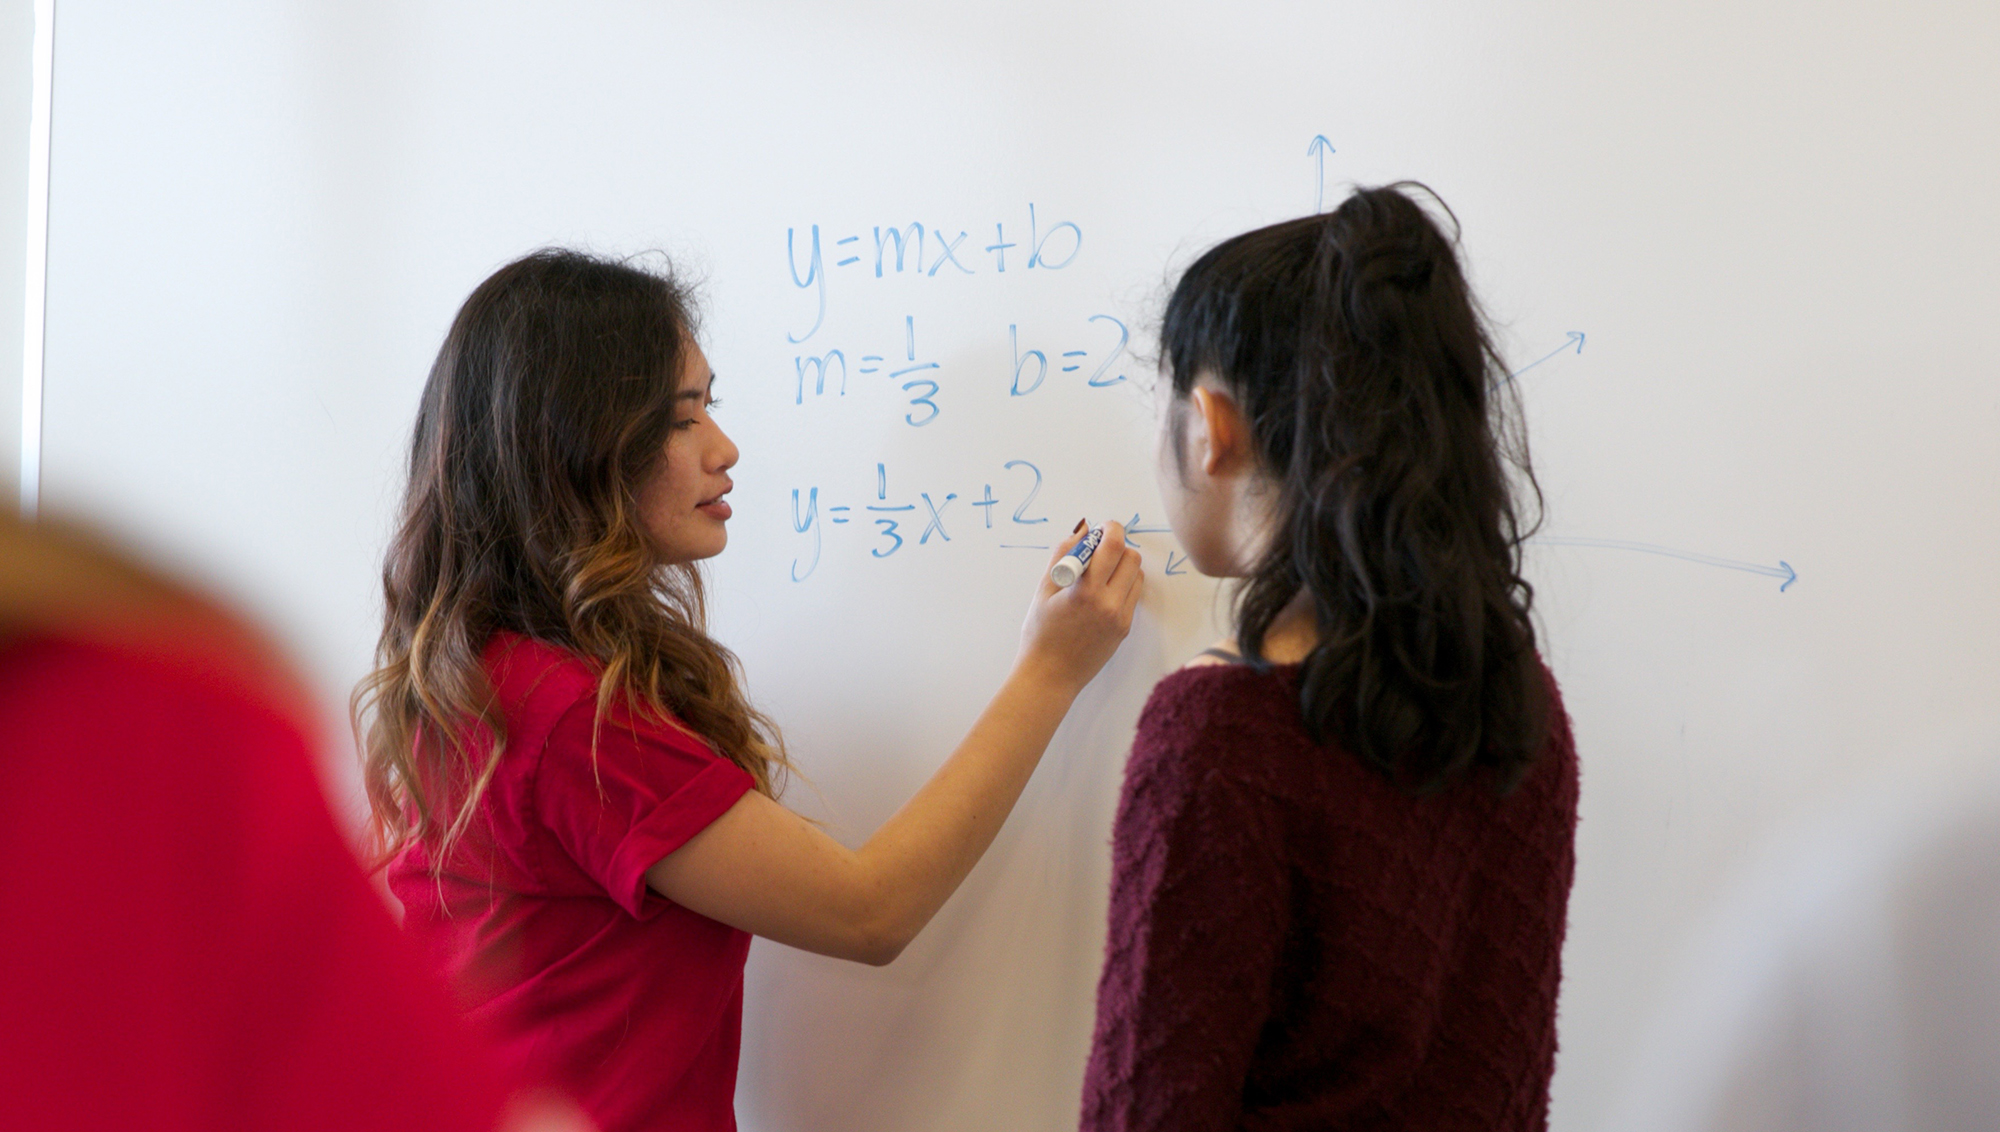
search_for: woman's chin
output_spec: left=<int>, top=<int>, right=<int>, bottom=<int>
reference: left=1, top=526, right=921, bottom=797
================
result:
left=654, top=534, right=727, bottom=568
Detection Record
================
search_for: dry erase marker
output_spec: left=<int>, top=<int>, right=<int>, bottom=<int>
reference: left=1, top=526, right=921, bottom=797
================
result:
left=1051, top=525, right=1106, bottom=588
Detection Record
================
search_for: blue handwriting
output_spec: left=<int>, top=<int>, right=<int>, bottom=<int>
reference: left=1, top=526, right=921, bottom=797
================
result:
left=1307, top=135, right=1336, bottom=214
left=786, top=205, right=1084, bottom=344
left=786, top=459, right=1120, bottom=580
left=1494, top=331, right=1585, bottom=391
left=1535, top=535, right=1796, bottom=591
left=786, top=462, right=1194, bottom=581
left=1009, top=314, right=1130, bottom=396
left=794, top=315, right=942, bottom=426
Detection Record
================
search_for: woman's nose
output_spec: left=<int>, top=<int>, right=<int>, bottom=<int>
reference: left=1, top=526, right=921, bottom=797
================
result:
left=712, top=424, right=739, bottom=472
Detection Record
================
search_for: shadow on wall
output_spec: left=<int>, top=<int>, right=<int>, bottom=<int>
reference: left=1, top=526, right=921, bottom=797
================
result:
left=1603, top=757, right=2000, bottom=1132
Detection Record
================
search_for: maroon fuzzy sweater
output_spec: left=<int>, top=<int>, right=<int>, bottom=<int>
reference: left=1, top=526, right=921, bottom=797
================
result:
left=1080, top=663, right=1579, bottom=1131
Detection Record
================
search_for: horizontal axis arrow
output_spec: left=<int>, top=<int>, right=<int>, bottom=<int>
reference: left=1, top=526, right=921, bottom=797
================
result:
left=1534, top=535, right=1795, bottom=591
left=1493, top=331, right=1585, bottom=391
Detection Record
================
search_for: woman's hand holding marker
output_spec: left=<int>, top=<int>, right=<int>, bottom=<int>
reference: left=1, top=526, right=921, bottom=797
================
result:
left=1050, top=525, right=1107, bottom=588
left=1017, top=518, right=1143, bottom=693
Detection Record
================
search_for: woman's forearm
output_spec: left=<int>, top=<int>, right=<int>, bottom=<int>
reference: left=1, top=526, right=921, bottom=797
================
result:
left=642, top=664, right=1083, bottom=965
left=849, top=662, right=1080, bottom=958
left=647, top=525, right=1140, bottom=964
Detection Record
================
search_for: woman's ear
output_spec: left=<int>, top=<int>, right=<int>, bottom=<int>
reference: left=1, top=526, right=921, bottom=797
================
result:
left=1191, top=385, right=1252, bottom=478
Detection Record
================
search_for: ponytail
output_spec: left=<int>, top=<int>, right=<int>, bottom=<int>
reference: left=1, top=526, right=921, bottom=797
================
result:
left=1162, top=183, right=1548, bottom=792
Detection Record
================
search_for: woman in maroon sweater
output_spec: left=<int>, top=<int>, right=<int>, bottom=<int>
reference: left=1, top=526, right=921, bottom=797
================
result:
left=1081, top=185, right=1580, bottom=1130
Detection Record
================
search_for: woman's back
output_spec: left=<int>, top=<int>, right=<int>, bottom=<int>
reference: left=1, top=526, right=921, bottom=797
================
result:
left=1084, top=183, right=1577, bottom=1128
left=388, top=632, right=756, bottom=1132
left=1083, top=661, right=1578, bottom=1131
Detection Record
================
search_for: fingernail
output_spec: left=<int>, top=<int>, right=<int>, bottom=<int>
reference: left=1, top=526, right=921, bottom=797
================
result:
left=1072, top=517, right=1087, bottom=534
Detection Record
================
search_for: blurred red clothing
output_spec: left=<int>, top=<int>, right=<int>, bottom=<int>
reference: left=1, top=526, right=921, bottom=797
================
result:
left=0, top=620, right=515, bottom=1131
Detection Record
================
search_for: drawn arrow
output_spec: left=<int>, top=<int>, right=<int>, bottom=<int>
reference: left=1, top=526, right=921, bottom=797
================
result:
left=1164, top=551, right=1190, bottom=576
left=1307, top=135, right=1336, bottom=213
left=1534, top=536, right=1796, bottom=592
left=1124, top=513, right=1174, bottom=536
left=1493, top=331, right=1585, bottom=390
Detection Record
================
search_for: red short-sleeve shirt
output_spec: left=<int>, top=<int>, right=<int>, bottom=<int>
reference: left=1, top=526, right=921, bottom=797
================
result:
left=389, top=631, right=756, bottom=1132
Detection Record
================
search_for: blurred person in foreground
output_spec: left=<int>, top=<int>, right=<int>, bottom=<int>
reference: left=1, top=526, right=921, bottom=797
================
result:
left=0, top=508, right=586, bottom=1132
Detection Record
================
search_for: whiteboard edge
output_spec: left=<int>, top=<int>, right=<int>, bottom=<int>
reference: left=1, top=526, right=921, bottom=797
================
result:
left=19, top=0, right=52, bottom=517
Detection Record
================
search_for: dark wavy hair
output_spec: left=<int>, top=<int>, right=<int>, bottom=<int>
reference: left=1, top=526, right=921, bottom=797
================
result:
left=354, top=248, right=793, bottom=870
left=1161, top=183, right=1548, bottom=792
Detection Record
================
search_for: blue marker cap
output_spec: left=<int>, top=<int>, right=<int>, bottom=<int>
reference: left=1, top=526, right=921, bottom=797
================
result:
left=1050, top=525, right=1106, bottom=588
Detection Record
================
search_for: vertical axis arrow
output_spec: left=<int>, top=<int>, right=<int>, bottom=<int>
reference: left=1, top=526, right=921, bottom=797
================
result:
left=1307, top=135, right=1335, bottom=213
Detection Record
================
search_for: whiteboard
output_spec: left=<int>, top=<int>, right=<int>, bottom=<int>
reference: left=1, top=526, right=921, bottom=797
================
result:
left=37, top=2, right=2000, bottom=1129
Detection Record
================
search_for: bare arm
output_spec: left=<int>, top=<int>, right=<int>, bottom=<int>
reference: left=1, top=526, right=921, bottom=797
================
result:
left=646, top=522, right=1143, bottom=964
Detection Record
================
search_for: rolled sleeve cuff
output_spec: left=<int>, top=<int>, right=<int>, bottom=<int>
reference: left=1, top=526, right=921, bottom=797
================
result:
left=604, top=758, right=755, bottom=918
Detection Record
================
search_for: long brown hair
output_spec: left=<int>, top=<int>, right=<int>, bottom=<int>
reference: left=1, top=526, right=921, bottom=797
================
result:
left=1162, top=184, right=1548, bottom=792
left=355, top=249, right=792, bottom=871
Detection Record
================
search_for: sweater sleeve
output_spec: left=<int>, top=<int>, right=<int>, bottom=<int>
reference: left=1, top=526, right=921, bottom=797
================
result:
left=1080, top=672, right=1292, bottom=1132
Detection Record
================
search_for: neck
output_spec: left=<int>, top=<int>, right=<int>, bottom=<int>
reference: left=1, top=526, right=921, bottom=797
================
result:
left=1251, top=590, right=1319, bottom=664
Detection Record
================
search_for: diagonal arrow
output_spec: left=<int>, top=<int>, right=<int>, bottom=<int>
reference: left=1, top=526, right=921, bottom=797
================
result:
left=1534, top=536, right=1796, bottom=591
left=1493, top=331, right=1585, bottom=391
left=1307, top=135, right=1336, bottom=213
left=1164, top=551, right=1190, bottom=576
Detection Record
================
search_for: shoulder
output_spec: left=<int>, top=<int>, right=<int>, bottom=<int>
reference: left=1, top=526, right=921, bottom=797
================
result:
left=543, top=686, right=722, bottom=765
left=501, top=634, right=723, bottom=765
left=0, top=513, right=317, bottom=731
left=1141, top=661, right=1296, bottom=731
left=484, top=629, right=594, bottom=691
left=1130, top=662, right=1301, bottom=787
left=484, top=633, right=729, bottom=767
left=1110, top=664, right=1303, bottom=859
left=483, top=630, right=600, bottom=729
left=1524, top=663, right=1582, bottom=805
left=1175, top=639, right=1242, bottom=669
left=3, top=630, right=311, bottom=762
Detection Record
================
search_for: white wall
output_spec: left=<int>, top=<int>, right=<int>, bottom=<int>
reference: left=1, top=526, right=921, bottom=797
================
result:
left=0, top=0, right=31, bottom=504
left=31, top=3, right=2000, bottom=1130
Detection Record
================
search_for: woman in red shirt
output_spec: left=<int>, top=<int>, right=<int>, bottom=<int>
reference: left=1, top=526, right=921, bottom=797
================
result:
left=357, top=249, right=1142, bottom=1131
left=1080, top=185, right=1580, bottom=1130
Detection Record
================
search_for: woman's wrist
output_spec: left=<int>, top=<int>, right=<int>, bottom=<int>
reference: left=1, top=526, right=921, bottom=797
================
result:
left=1005, top=651, right=1090, bottom=706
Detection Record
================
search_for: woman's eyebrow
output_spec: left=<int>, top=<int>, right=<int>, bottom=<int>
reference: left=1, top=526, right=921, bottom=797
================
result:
left=677, top=374, right=716, bottom=402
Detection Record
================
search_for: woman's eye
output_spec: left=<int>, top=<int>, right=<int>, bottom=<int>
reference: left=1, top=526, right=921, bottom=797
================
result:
left=672, top=397, right=717, bottom=430
left=706, top=398, right=723, bottom=412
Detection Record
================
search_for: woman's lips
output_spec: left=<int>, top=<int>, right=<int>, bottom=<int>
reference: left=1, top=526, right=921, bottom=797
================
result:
left=698, top=498, right=732, bottom=521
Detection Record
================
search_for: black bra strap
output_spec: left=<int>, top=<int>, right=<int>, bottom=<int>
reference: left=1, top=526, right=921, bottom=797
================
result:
left=1198, top=646, right=1244, bottom=664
